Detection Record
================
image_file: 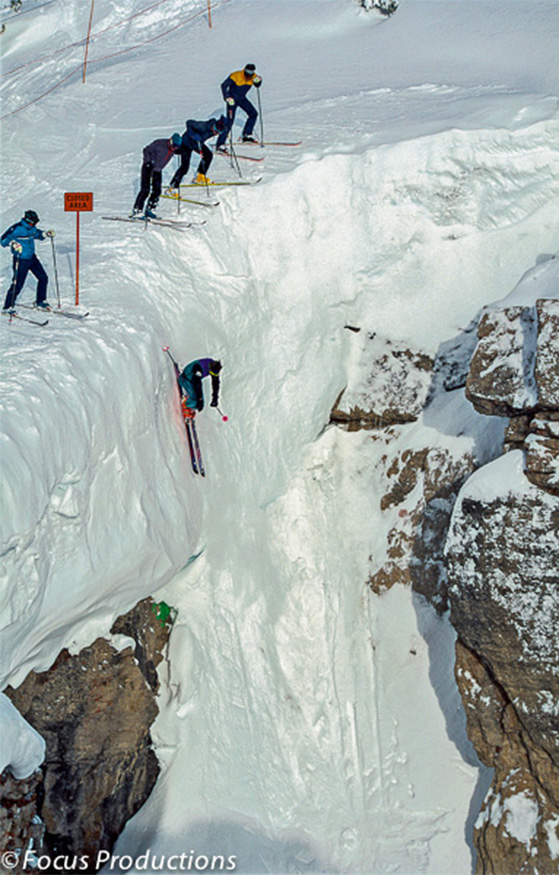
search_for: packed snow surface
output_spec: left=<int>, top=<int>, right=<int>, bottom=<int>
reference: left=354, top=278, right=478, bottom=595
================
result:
left=1, top=0, right=559, bottom=872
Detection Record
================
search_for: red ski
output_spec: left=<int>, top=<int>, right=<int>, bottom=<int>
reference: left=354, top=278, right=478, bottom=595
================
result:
left=240, top=140, right=302, bottom=147
left=216, top=149, right=264, bottom=163
left=163, top=347, right=205, bottom=476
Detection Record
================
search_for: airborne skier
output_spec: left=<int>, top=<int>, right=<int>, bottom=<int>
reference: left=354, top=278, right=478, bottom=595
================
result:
left=178, top=358, right=223, bottom=416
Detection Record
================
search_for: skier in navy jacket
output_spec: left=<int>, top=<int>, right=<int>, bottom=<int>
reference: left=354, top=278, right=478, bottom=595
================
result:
left=169, top=116, right=226, bottom=188
left=178, top=358, right=222, bottom=415
left=2, top=210, right=54, bottom=312
left=132, top=133, right=182, bottom=218
left=215, top=63, right=262, bottom=150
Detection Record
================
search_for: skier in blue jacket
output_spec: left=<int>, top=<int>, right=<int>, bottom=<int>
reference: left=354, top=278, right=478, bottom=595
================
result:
left=169, top=116, right=226, bottom=188
left=132, top=133, right=182, bottom=218
left=2, top=210, right=54, bottom=312
left=178, top=358, right=222, bottom=416
left=215, top=63, right=262, bottom=150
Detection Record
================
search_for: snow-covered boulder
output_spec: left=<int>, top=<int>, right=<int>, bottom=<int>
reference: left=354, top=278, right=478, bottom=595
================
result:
left=331, top=332, right=434, bottom=428
left=467, top=298, right=559, bottom=495
left=466, top=307, right=538, bottom=417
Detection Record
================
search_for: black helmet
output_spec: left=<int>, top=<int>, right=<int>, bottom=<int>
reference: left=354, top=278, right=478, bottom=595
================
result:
left=24, top=210, right=39, bottom=225
left=244, top=63, right=256, bottom=75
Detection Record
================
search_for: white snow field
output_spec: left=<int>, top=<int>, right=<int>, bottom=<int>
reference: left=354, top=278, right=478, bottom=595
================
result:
left=1, top=0, right=559, bottom=872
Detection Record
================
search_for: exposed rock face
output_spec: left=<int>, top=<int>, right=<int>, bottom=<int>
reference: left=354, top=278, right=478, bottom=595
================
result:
left=467, top=297, right=559, bottom=495
left=534, top=299, right=559, bottom=409
left=447, top=483, right=559, bottom=874
left=331, top=329, right=477, bottom=608
left=0, top=769, right=44, bottom=872
left=524, top=413, right=559, bottom=495
left=369, top=436, right=474, bottom=611
left=466, top=306, right=538, bottom=417
left=3, top=598, right=172, bottom=868
left=448, top=296, right=559, bottom=873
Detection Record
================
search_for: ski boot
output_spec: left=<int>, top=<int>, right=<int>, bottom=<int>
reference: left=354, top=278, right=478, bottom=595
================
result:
left=181, top=398, right=196, bottom=420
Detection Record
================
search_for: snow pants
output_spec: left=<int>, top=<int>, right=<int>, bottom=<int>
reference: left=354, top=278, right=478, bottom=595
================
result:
left=178, top=364, right=204, bottom=412
left=170, top=144, right=213, bottom=188
left=134, top=161, right=162, bottom=212
left=216, top=97, right=257, bottom=148
left=4, top=254, right=48, bottom=310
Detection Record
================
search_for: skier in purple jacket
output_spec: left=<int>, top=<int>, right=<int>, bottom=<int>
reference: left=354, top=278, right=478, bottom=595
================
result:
left=132, top=134, right=182, bottom=218
left=178, top=358, right=222, bottom=415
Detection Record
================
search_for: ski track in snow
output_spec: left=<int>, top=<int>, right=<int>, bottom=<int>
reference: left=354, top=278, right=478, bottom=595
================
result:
left=1, top=1, right=559, bottom=873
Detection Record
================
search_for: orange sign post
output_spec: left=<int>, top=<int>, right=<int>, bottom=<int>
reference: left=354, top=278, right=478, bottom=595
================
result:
left=64, top=192, right=93, bottom=306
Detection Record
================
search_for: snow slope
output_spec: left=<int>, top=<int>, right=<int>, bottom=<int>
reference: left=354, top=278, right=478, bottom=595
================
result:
left=1, top=0, right=559, bottom=872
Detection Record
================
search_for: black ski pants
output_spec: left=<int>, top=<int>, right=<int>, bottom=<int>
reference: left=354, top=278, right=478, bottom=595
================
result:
left=170, top=144, right=213, bottom=188
left=216, top=97, right=257, bottom=148
left=4, top=254, right=48, bottom=310
left=134, top=161, right=162, bottom=212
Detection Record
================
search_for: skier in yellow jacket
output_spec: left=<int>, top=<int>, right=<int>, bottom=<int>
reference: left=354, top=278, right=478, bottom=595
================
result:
left=216, top=63, right=262, bottom=150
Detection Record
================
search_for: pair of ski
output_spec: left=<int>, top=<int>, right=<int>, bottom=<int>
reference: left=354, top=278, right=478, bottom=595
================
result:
left=19, top=303, right=89, bottom=320
left=161, top=177, right=261, bottom=208
left=102, top=215, right=205, bottom=231
left=216, top=139, right=302, bottom=163
left=164, top=347, right=205, bottom=477
left=3, top=304, right=89, bottom=326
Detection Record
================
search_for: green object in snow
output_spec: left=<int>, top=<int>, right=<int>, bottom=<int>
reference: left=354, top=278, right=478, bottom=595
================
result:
left=152, top=600, right=178, bottom=628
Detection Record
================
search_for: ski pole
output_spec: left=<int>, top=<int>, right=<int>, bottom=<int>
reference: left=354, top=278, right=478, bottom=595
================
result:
left=215, top=405, right=228, bottom=422
left=6, top=250, right=20, bottom=316
left=257, top=88, right=264, bottom=147
left=50, top=234, right=61, bottom=309
left=227, top=133, right=242, bottom=178
left=163, top=345, right=179, bottom=374
left=200, top=148, right=211, bottom=197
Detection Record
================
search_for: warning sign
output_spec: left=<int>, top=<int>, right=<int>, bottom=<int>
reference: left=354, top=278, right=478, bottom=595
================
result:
left=64, top=192, right=93, bottom=212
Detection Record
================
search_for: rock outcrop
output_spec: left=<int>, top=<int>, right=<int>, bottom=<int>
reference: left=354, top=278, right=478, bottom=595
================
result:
left=467, top=298, right=559, bottom=495
left=331, top=329, right=476, bottom=610
left=331, top=332, right=434, bottom=429
left=369, top=437, right=474, bottom=610
left=0, top=769, right=44, bottom=870
left=333, top=293, right=559, bottom=872
left=2, top=598, right=174, bottom=871
left=448, top=296, right=559, bottom=873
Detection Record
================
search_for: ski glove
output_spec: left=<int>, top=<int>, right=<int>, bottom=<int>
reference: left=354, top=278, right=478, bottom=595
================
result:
left=226, top=97, right=235, bottom=106
left=11, top=241, right=22, bottom=254
left=46, top=230, right=55, bottom=238
left=253, top=76, right=262, bottom=87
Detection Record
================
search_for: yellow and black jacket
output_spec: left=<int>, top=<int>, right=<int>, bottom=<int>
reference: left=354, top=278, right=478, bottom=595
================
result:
left=221, top=70, right=259, bottom=102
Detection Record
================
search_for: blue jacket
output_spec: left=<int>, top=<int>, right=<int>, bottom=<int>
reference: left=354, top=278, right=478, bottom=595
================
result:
left=1, top=219, right=45, bottom=260
left=181, top=119, right=219, bottom=152
left=179, top=358, right=221, bottom=411
left=142, top=138, right=179, bottom=171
